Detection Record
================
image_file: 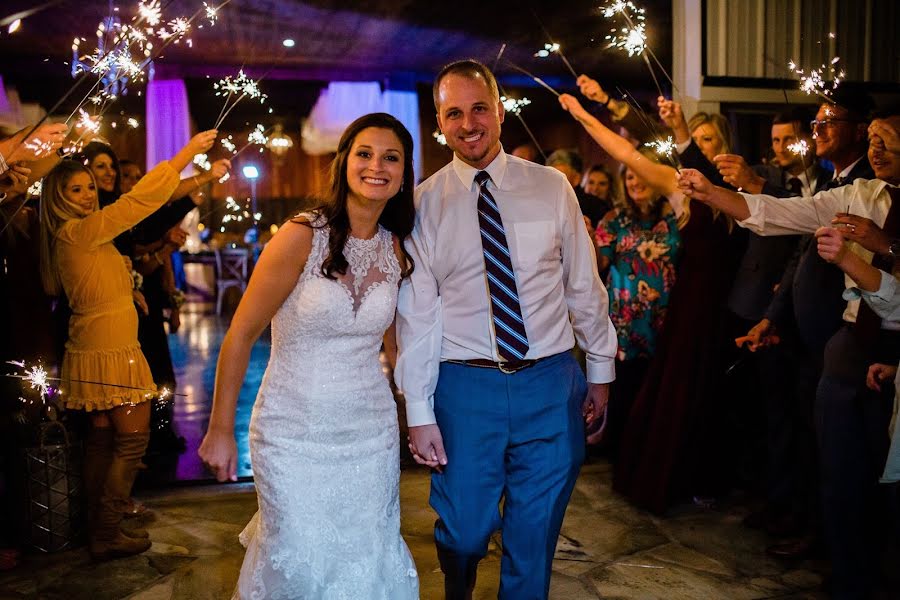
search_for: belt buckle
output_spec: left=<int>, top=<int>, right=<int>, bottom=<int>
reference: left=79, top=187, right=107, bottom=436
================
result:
left=498, top=362, right=518, bottom=374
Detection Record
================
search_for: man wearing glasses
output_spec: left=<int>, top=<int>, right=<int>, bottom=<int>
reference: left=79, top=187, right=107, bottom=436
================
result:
left=811, top=88, right=876, bottom=186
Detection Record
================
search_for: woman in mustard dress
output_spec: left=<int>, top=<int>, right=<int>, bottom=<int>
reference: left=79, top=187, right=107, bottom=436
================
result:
left=38, top=130, right=217, bottom=560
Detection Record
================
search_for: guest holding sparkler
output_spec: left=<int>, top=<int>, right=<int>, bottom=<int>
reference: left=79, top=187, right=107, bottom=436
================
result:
left=38, top=130, right=217, bottom=560
left=559, top=91, right=744, bottom=513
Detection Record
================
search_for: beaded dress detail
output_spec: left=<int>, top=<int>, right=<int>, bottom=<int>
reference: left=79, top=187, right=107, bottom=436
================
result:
left=233, top=214, right=418, bottom=599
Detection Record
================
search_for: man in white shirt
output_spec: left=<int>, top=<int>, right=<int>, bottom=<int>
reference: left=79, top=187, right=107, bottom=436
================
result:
left=395, top=59, right=617, bottom=599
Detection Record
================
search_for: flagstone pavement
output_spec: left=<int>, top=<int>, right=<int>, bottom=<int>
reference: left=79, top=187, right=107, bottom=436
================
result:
left=0, top=461, right=829, bottom=600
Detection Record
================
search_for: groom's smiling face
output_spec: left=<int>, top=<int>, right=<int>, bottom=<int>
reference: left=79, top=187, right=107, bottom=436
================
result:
left=436, top=73, right=505, bottom=170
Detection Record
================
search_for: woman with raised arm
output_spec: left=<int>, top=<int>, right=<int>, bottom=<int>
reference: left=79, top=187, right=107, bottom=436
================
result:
left=560, top=92, right=744, bottom=513
left=198, top=113, right=419, bottom=599
left=38, top=130, right=218, bottom=560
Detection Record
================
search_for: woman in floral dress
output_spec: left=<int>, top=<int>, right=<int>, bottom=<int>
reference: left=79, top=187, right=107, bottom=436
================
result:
left=595, top=152, right=681, bottom=457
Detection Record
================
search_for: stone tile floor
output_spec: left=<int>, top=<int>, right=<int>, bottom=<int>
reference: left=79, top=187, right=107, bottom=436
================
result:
left=0, top=462, right=828, bottom=600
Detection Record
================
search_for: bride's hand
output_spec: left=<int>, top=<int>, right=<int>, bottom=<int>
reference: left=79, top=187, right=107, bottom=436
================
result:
left=198, top=428, right=238, bottom=482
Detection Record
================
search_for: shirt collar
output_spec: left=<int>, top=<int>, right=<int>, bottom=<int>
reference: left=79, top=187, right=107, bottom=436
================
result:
left=834, top=156, right=864, bottom=181
left=451, top=146, right=508, bottom=191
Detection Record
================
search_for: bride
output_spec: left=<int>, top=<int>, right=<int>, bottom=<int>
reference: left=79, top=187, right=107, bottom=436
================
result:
left=198, top=112, right=419, bottom=599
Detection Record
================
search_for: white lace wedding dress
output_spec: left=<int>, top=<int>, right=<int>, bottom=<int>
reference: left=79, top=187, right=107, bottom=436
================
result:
left=233, top=215, right=419, bottom=599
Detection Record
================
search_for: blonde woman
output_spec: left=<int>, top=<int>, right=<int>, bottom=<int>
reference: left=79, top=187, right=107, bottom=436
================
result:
left=39, top=130, right=217, bottom=560
left=560, top=92, right=744, bottom=513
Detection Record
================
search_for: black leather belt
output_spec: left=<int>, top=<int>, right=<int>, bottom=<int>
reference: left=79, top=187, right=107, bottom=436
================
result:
left=445, top=358, right=539, bottom=374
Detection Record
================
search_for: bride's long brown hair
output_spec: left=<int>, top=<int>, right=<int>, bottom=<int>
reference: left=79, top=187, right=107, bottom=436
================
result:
left=296, top=112, right=416, bottom=279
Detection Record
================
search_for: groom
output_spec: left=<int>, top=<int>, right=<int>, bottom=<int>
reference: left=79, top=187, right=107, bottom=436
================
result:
left=395, top=59, right=617, bottom=599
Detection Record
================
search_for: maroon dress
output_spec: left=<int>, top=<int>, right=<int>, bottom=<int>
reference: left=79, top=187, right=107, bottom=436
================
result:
left=613, top=200, right=744, bottom=514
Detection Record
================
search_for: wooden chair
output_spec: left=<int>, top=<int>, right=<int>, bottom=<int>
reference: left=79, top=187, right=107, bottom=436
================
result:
left=214, top=248, right=249, bottom=315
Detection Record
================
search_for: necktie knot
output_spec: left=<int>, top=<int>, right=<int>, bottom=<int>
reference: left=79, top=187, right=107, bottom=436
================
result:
left=475, top=170, right=491, bottom=188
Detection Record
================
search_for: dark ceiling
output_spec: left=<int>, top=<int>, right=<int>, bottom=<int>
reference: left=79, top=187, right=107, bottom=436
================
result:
left=0, top=0, right=674, bottom=114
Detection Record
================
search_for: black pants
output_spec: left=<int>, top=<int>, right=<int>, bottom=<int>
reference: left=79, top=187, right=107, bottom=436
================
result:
left=760, top=333, right=822, bottom=527
left=817, top=325, right=896, bottom=599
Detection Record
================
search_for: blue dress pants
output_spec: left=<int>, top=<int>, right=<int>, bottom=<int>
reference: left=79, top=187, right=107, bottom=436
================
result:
left=430, top=351, right=587, bottom=600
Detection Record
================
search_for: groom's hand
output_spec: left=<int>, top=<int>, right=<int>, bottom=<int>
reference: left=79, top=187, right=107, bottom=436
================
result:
left=408, top=424, right=447, bottom=473
left=583, top=382, right=610, bottom=445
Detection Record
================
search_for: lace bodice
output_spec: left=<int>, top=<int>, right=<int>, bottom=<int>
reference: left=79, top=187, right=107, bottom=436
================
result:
left=234, top=212, right=417, bottom=600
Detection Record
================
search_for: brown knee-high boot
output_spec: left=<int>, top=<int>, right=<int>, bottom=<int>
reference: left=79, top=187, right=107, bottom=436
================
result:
left=90, top=431, right=152, bottom=560
left=83, top=427, right=114, bottom=533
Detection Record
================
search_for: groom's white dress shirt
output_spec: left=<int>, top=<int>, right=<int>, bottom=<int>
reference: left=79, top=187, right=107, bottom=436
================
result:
left=395, top=149, right=617, bottom=427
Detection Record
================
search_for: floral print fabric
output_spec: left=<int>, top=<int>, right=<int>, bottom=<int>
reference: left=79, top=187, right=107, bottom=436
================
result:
left=596, top=209, right=680, bottom=361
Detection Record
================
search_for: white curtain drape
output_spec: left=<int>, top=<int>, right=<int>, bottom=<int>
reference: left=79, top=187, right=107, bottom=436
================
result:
left=302, top=82, right=423, bottom=183
left=146, top=79, right=191, bottom=174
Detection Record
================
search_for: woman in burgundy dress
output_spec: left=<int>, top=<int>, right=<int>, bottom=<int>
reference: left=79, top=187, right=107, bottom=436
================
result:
left=560, top=92, right=743, bottom=514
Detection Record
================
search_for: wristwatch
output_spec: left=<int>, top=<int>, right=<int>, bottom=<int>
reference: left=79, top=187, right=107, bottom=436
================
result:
left=888, top=238, right=900, bottom=258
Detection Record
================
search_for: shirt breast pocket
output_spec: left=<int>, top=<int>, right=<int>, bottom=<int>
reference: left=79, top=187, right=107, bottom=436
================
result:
left=513, top=220, right=556, bottom=266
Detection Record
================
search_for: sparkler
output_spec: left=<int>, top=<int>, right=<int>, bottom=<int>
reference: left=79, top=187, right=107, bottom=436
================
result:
left=534, top=42, right=578, bottom=79
left=230, top=124, right=271, bottom=159
left=492, top=44, right=547, bottom=162
left=221, top=136, right=237, bottom=153
left=500, top=95, right=532, bottom=116
left=27, top=180, right=43, bottom=198
left=600, top=0, right=675, bottom=99
left=213, top=70, right=268, bottom=129
left=788, top=140, right=810, bottom=157
left=787, top=56, right=844, bottom=101
left=5, top=360, right=187, bottom=403
left=644, top=136, right=683, bottom=172
left=433, top=129, right=447, bottom=146
left=503, top=62, right=560, bottom=97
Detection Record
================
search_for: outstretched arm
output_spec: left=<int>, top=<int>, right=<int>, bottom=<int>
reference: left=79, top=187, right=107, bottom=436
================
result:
left=559, top=94, right=680, bottom=201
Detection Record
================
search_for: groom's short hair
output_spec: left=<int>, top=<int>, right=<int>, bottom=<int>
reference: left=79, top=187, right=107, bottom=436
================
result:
left=433, top=59, right=500, bottom=111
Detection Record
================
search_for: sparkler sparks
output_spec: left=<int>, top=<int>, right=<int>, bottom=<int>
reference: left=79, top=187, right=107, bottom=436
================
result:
left=76, top=109, right=101, bottom=134
left=27, top=180, right=43, bottom=198
left=247, top=124, right=268, bottom=145
left=193, top=153, right=212, bottom=171
left=138, top=0, right=162, bottom=27
left=606, top=23, right=647, bottom=57
left=7, top=361, right=52, bottom=400
left=221, top=136, right=236, bottom=153
left=213, top=71, right=268, bottom=128
left=788, top=41, right=844, bottom=99
left=24, top=138, right=55, bottom=158
left=127, top=117, right=140, bottom=128
left=433, top=129, right=447, bottom=146
left=204, top=2, right=219, bottom=24
left=500, top=95, right=532, bottom=116
left=534, top=43, right=560, bottom=58
left=788, top=140, right=810, bottom=156
left=644, top=136, right=683, bottom=171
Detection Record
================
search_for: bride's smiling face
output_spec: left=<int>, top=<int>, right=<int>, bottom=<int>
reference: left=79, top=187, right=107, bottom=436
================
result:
left=345, top=127, right=405, bottom=205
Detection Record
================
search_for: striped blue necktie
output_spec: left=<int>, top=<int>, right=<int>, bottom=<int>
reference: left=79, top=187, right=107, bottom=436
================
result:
left=475, top=170, right=530, bottom=360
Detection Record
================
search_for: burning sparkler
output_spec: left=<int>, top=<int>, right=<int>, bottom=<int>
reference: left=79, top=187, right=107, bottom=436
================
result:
left=5, top=359, right=186, bottom=403
left=500, top=95, right=532, bottom=116
left=787, top=55, right=844, bottom=100
left=644, top=136, right=683, bottom=171
left=213, top=70, right=268, bottom=128
left=433, top=129, right=447, bottom=146
left=788, top=140, right=810, bottom=157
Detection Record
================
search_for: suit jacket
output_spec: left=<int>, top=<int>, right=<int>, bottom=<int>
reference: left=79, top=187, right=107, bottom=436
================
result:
left=726, top=163, right=832, bottom=321
left=764, top=155, right=876, bottom=353
left=679, top=141, right=805, bottom=321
